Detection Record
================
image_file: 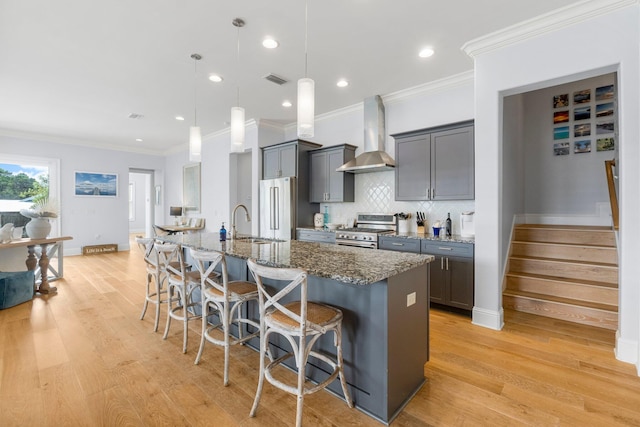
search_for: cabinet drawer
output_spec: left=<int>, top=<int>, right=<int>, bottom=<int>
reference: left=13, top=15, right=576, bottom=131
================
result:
left=297, top=230, right=336, bottom=244
left=378, top=236, right=421, bottom=253
left=420, top=241, right=474, bottom=258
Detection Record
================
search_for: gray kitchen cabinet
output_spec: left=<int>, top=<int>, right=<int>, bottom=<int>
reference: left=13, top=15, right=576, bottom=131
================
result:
left=262, top=139, right=321, bottom=179
left=309, top=144, right=356, bottom=203
left=393, top=121, right=474, bottom=201
left=378, top=235, right=421, bottom=253
left=421, top=240, right=474, bottom=310
left=297, top=229, right=336, bottom=244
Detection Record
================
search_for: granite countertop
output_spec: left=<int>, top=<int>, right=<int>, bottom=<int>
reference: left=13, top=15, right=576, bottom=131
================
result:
left=389, top=232, right=475, bottom=244
left=157, top=233, right=433, bottom=286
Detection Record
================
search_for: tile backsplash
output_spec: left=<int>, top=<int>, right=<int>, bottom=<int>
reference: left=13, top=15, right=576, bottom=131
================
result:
left=319, top=170, right=475, bottom=235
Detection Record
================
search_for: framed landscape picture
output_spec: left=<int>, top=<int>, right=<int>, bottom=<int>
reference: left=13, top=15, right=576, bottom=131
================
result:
left=74, top=171, right=118, bottom=197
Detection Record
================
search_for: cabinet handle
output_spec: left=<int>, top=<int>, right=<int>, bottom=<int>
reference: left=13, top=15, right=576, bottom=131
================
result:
left=446, top=257, right=449, bottom=271
left=426, top=188, right=430, bottom=199
left=432, top=188, right=435, bottom=198
left=440, top=256, right=444, bottom=270
left=392, top=243, right=403, bottom=246
left=438, top=247, right=453, bottom=251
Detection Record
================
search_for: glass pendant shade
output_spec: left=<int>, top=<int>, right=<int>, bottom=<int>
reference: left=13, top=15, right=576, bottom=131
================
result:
left=230, top=106, right=245, bottom=153
left=189, top=126, right=202, bottom=162
left=297, top=77, right=315, bottom=138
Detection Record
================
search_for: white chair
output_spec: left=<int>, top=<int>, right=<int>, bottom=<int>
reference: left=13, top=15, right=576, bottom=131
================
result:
left=246, top=258, right=353, bottom=427
left=190, top=248, right=260, bottom=386
left=158, top=242, right=201, bottom=353
left=135, top=237, right=167, bottom=332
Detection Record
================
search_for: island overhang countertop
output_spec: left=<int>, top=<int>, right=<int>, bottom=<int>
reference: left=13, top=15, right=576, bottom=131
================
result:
left=157, top=232, right=433, bottom=286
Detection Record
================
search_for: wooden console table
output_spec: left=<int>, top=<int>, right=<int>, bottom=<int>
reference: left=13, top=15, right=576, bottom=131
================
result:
left=0, top=236, right=73, bottom=294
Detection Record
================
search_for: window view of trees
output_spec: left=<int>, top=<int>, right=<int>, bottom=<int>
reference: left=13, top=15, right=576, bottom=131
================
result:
left=0, top=167, right=49, bottom=202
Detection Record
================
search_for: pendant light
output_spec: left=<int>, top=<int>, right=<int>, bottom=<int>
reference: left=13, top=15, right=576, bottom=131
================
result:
left=189, top=53, right=202, bottom=162
left=230, top=18, right=245, bottom=153
left=297, top=0, right=314, bottom=138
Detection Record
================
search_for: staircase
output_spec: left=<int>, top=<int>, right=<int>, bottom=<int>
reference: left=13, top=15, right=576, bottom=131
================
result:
left=503, top=224, right=618, bottom=330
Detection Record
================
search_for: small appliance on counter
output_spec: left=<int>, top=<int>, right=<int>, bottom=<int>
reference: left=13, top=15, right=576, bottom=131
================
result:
left=313, top=213, right=324, bottom=229
left=460, top=211, right=475, bottom=237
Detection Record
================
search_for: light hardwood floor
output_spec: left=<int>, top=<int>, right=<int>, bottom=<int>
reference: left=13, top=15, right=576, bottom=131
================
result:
left=1, top=238, right=640, bottom=426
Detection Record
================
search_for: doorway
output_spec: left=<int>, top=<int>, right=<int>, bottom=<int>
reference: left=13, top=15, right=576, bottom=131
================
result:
left=129, top=169, right=155, bottom=238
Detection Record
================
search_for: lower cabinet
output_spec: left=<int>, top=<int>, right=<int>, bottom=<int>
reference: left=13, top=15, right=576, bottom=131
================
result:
left=296, top=229, right=336, bottom=244
left=378, top=236, right=421, bottom=253
left=421, top=241, right=474, bottom=310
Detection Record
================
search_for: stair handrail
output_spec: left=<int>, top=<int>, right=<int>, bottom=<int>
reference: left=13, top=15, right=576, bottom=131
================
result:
left=604, top=158, right=619, bottom=230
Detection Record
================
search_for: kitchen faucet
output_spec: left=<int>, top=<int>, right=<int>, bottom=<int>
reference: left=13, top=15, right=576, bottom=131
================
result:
left=231, top=204, right=251, bottom=240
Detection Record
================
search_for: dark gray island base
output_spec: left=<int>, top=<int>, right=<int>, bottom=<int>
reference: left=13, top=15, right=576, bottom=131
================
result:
left=158, top=233, right=433, bottom=424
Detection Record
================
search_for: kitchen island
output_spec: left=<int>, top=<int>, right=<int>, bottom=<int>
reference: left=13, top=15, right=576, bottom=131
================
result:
left=157, top=233, right=433, bottom=424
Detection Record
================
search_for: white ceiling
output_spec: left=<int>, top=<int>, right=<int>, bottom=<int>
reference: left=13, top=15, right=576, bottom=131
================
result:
left=0, top=0, right=570, bottom=155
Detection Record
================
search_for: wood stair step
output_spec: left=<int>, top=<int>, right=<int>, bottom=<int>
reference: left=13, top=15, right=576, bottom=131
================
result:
left=503, top=291, right=618, bottom=330
left=508, top=256, right=618, bottom=284
left=505, top=272, right=618, bottom=306
left=513, top=225, right=616, bottom=247
left=510, top=240, right=617, bottom=265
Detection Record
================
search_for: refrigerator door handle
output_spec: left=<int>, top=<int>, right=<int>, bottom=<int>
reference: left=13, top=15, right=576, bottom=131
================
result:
left=273, top=186, right=279, bottom=230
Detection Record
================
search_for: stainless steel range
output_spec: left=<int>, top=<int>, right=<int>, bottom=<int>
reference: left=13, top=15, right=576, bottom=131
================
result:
left=335, top=213, right=396, bottom=249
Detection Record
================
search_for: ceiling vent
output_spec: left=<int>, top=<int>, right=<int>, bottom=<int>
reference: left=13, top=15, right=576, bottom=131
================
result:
left=128, top=113, right=144, bottom=119
left=263, top=73, right=288, bottom=85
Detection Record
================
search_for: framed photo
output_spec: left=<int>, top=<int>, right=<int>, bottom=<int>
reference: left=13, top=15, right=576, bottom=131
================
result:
left=596, top=137, right=615, bottom=152
left=574, top=123, right=591, bottom=137
left=553, top=110, right=569, bottom=124
left=596, top=121, right=614, bottom=135
left=74, top=171, right=118, bottom=197
left=573, top=89, right=591, bottom=104
left=574, top=106, right=591, bottom=121
left=553, top=142, right=570, bottom=156
left=553, top=94, right=569, bottom=108
left=596, top=102, right=614, bottom=118
left=574, top=140, right=591, bottom=154
left=553, top=126, right=570, bottom=140
left=596, top=85, right=614, bottom=101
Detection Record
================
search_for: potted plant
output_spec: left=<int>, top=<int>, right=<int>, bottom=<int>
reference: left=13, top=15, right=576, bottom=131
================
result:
left=20, top=197, right=59, bottom=239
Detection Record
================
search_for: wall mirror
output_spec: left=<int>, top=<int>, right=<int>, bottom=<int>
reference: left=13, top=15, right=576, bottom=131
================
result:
left=183, top=163, right=201, bottom=213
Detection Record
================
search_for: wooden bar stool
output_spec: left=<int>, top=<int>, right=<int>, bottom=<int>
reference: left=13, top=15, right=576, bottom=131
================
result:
left=135, top=237, right=167, bottom=332
left=190, top=248, right=260, bottom=386
left=157, top=242, right=201, bottom=353
left=246, top=258, right=353, bottom=427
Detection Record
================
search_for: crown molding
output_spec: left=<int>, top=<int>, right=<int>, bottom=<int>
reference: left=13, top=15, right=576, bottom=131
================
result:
left=383, top=70, right=474, bottom=105
left=462, top=0, right=639, bottom=58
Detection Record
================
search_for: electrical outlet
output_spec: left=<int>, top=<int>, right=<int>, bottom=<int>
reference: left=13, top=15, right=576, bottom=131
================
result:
left=406, top=292, right=416, bottom=307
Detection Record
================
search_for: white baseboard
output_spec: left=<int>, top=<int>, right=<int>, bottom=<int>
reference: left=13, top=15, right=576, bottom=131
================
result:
left=615, top=330, right=639, bottom=367
left=472, top=306, right=504, bottom=330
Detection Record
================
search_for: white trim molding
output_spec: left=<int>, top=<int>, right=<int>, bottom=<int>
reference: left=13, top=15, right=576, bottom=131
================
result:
left=472, top=306, right=504, bottom=331
left=462, top=0, right=639, bottom=58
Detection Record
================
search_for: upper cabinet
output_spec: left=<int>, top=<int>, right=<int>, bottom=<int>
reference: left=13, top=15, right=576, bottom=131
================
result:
left=393, top=121, right=474, bottom=201
left=262, top=139, right=321, bottom=180
left=309, top=144, right=356, bottom=203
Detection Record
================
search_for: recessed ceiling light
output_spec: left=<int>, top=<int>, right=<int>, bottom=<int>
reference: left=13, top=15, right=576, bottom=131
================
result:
left=175, top=116, right=185, bottom=121
left=135, top=138, right=143, bottom=142
left=419, top=48, right=435, bottom=58
left=262, top=38, right=279, bottom=49
left=282, top=100, right=292, bottom=108
left=336, top=79, right=349, bottom=88
left=209, top=74, right=223, bottom=82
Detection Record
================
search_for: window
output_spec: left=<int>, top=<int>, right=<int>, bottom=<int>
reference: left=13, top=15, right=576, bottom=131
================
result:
left=0, top=155, right=60, bottom=235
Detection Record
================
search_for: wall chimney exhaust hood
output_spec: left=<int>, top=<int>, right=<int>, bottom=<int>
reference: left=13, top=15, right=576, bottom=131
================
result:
left=336, top=95, right=395, bottom=173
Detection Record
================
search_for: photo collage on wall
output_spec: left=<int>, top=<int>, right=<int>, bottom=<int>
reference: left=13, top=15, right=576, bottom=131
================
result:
left=552, top=84, right=615, bottom=156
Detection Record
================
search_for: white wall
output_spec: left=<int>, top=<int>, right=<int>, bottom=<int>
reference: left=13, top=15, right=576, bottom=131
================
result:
left=522, top=73, right=616, bottom=218
left=0, top=133, right=165, bottom=254
left=128, top=172, right=147, bottom=233
left=468, top=1, right=640, bottom=366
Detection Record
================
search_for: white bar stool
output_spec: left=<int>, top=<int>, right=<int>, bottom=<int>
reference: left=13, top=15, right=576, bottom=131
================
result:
left=247, top=258, right=353, bottom=427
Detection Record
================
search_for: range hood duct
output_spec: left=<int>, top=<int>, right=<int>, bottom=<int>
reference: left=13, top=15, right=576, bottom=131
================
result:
left=336, top=95, right=395, bottom=173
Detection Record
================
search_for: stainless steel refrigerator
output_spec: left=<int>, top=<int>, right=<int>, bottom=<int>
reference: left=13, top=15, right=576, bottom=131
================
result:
left=259, top=177, right=297, bottom=240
